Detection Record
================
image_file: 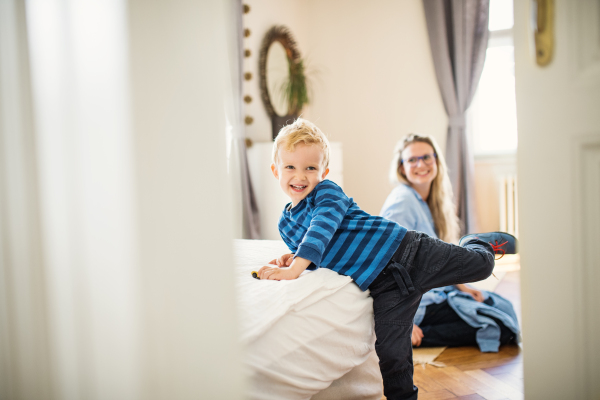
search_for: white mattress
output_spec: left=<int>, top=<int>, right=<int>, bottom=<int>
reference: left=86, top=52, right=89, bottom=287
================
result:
left=235, top=239, right=382, bottom=400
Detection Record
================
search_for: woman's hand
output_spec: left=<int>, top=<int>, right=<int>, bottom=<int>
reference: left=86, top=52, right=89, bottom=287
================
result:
left=456, top=284, right=484, bottom=302
left=412, top=324, right=424, bottom=347
left=268, top=253, right=294, bottom=267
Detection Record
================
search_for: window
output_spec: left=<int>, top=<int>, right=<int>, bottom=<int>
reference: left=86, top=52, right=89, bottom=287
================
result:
left=467, top=0, right=517, bottom=155
left=488, top=0, right=514, bottom=30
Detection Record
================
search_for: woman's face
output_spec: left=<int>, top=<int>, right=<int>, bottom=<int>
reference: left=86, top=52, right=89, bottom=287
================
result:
left=400, top=142, right=438, bottom=188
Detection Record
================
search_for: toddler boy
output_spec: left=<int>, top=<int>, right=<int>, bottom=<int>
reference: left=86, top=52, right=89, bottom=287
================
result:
left=257, top=119, right=515, bottom=400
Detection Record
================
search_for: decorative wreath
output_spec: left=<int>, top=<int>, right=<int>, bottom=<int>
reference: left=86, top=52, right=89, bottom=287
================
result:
left=258, top=25, right=306, bottom=118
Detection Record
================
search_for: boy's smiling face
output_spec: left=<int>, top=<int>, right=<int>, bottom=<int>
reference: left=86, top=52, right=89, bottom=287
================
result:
left=271, top=143, right=329, bottom=207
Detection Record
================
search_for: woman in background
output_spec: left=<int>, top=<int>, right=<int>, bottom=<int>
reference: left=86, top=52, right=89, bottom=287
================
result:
left=380, top=134, right=519, bottom=352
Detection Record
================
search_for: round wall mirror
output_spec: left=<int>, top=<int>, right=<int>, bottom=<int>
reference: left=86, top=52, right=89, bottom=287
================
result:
left=265, top=41, right=289, bottom=116
left=259, top=25, right=307, bottom=140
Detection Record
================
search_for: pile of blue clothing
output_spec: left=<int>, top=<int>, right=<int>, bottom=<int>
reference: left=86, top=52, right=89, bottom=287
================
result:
left=414, top=287, right=520, bottom=352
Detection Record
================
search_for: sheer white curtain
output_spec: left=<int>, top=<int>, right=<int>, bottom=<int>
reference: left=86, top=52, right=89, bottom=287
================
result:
left=1, top=0, right=245, bottom=399
left=0, top=1, right=51, bottom=398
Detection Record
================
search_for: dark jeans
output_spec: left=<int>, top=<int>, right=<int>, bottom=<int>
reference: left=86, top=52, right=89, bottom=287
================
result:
left=419, top=301, right=515, bottom=348
left=368, top=230, right=495, bottom=400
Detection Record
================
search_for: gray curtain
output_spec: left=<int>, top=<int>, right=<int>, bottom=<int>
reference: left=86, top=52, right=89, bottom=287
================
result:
left=232, top=0, right=260, bottom=238
left=423, top=0, right=490, bottom=235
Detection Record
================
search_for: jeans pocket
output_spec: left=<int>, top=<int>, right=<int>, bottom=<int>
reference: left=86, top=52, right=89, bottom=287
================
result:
left=417, top=237, right=451, bottom=273
left=372, top=285, right=401, bottom=319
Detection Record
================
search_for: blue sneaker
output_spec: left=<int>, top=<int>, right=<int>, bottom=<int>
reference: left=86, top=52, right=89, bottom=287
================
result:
left=459, top=231, right=517, bottom=258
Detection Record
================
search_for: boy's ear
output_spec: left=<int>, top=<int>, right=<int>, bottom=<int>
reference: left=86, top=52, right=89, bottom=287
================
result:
left=322, top=168, right=329, bottom=179
left=271, top=163, right=279, bottom=178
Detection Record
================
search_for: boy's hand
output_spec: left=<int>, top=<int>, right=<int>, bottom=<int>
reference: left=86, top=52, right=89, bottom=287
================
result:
left=257, top=266, right=301, bottom=281
left=268, top=253, right=294, bottom=267
left=258, top=256, right=312, bottom=281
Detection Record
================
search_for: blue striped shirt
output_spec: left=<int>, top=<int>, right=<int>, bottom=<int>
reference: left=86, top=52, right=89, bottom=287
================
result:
left=278, top=180, right=407, bottom=290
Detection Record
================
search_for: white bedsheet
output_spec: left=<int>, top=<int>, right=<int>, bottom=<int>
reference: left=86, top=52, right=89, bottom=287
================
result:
left=235, top=239, right=382, bottom=400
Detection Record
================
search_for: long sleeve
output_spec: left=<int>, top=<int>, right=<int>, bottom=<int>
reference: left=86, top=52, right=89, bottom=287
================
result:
left=295, top=182, right=351, bottom=266
left=280, top=228, right=298, bottom=253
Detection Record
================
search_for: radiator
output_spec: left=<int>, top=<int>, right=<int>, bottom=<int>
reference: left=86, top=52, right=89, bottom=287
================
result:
left=499, top=174, right=518, bottom=237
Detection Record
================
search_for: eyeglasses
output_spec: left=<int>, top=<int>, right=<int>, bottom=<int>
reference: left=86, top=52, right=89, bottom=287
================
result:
left=402, top=153, right=437, bottom=166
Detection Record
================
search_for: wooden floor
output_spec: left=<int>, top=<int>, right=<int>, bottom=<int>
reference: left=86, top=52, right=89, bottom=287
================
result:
left=384, top=270, right=523, bottom=400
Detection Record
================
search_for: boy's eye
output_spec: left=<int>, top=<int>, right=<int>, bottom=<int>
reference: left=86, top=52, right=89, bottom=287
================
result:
left=307, top=166, right=316, bottom=170
left=284, top=165, right=295, bottom=169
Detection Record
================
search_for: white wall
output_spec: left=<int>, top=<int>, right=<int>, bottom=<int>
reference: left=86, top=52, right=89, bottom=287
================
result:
left=242, top=0, right=310, bottom=143
left=304, top=0, right=447, bottom=214
left=129, top=1, right=245, bottom=398
left=245, top=0, right=447, bottom=215
left=514, top=0, right=600, bottom=397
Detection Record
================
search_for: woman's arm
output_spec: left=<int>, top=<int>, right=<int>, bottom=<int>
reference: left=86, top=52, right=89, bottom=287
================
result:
left=455, top=283, right=484, bottom=302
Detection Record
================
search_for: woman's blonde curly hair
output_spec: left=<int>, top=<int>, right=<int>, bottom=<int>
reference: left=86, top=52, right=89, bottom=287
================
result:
left=389, top=133, right=460, bottom=243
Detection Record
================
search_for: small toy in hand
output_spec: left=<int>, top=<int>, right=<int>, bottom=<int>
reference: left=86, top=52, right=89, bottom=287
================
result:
left=251, top=271, right=260, bottom=279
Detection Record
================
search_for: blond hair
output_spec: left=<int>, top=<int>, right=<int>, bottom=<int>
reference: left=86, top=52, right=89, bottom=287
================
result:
left=272, top=118, right=330, bottom=168
left=389, top=134, right=459, bottom=243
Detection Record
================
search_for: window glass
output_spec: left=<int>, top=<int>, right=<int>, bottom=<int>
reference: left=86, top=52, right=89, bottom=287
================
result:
left=468, top=45, right=517, bottom=154
left=488, top=0, right=514, bottom=31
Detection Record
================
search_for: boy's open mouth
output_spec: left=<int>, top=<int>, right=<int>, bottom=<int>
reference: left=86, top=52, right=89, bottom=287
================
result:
left=291, top=185, right=307, bottom=192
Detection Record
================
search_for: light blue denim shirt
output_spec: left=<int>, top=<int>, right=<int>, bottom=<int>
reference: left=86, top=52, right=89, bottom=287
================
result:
left=447, top=291, right=521, bottom=352
left=380, top=184, right=448, bottom=321
left=380, top=183, right=436, bottom=237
